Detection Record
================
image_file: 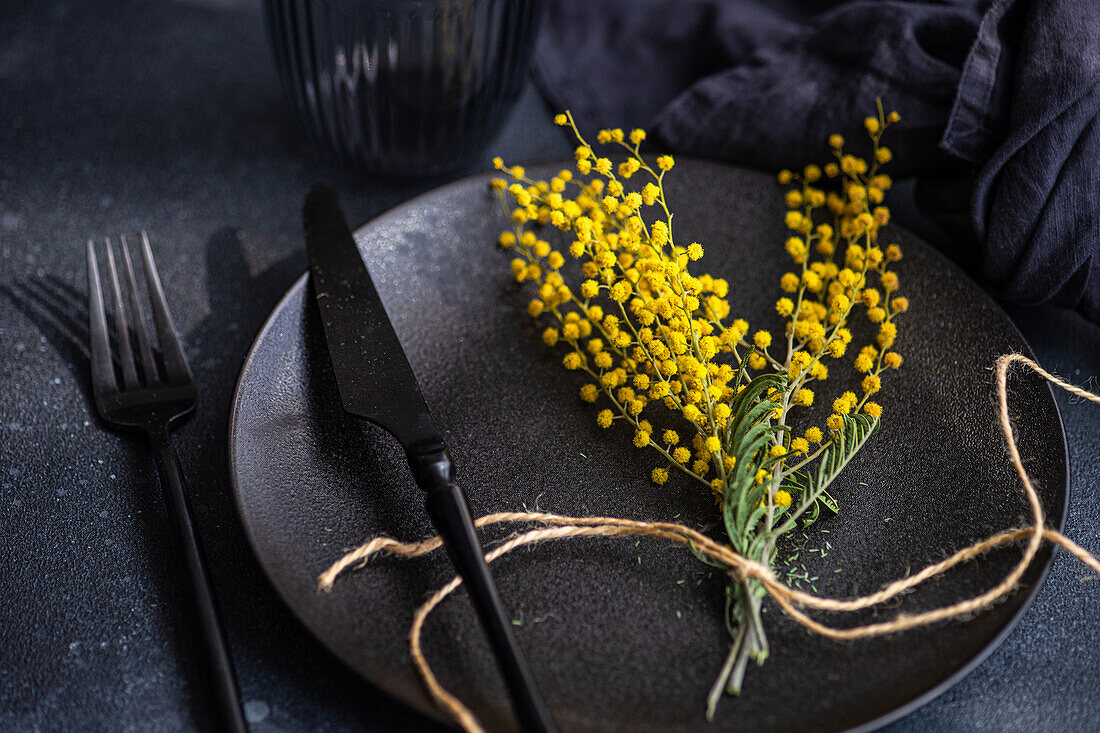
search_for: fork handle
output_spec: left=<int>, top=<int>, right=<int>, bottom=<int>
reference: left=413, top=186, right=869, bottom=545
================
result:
left=149, top=428, right=248, bottom=733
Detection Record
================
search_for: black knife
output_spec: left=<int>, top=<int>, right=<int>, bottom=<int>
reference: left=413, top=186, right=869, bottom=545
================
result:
left=303, top=184, right=557, bottom=733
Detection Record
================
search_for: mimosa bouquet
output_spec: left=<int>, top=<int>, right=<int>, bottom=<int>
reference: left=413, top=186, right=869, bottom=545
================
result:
left=491, top=104, right=907, bottom=715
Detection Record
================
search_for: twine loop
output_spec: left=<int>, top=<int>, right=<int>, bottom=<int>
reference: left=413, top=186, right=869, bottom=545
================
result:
left=318, top=354, right=1100, bottom=733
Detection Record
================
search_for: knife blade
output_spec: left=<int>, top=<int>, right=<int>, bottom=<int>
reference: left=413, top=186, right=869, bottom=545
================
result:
left=302, top=184, right=557, bottom=733
left=303, top=183, right=441, bottom=453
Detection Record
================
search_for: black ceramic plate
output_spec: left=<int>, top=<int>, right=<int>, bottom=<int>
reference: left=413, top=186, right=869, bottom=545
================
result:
left=229, top=160, right=1066, bottom=733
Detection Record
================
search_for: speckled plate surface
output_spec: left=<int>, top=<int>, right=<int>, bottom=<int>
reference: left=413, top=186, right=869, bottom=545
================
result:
left=229, top=160, right=1067, bottom=733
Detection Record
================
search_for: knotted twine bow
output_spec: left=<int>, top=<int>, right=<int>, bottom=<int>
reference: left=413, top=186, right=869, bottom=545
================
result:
left=318, top=354, right=1100, bottom=733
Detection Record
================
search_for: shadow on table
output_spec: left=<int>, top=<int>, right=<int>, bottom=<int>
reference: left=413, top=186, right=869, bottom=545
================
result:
left=1, top=274, right=93, bottom=395
left=183, top=226, right=447, bottom=731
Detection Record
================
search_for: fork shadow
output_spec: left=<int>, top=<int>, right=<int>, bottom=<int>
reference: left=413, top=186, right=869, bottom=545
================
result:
left=1, top=274, right=93, bottom=402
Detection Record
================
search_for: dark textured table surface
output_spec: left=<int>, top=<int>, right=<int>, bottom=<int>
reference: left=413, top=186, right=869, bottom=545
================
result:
left=1, top=1, right=1097, bottom=731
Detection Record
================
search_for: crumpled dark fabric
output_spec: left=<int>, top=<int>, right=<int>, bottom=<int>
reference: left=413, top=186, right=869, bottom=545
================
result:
left=534, top=0, right=1100, bottom=322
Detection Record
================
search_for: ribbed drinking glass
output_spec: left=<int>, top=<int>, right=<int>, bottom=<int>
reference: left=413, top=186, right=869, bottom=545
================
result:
left=264, top=0, right=544, bottom=176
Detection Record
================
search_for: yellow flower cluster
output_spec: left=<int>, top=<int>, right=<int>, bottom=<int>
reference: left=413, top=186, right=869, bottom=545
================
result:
left=491, top=104, right=906, bottom=509
left=773, top=102, right=906, bottom=446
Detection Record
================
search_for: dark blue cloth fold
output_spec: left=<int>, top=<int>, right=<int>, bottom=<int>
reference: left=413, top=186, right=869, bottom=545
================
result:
left=944, top=0, right=1100, bottom=319
left=534, top=0, right=1100, bottom=321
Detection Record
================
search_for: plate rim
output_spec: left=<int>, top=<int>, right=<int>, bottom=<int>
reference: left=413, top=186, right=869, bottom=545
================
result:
left=228, top=160, right=1070, bottom=732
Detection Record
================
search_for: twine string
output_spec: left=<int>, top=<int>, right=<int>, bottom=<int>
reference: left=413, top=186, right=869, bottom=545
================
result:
left=317, top=354, right=1100, bottom=733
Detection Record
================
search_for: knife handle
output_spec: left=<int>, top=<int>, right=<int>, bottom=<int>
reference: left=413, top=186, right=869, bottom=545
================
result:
left=418, top=457, right=558, bottom=733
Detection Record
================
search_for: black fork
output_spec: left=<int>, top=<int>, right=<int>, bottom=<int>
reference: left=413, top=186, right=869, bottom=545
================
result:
left=87, top=233, right=247, bottom=733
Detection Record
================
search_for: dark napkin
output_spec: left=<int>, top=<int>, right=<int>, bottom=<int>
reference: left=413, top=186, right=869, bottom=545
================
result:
left=534, top=0, right=1100, bottom=322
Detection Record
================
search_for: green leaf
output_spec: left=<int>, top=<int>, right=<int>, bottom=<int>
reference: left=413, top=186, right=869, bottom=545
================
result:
left=688, top=538, right=730, bottom=569
left=722, top=478, right=749, bottom=553
left=779, top=470, right=809, bottom=497
left=774, top=413, right=878, bottom=535
left=742, top=504, right=768, bottom=539
left=814, top=413, right=878, bottom=493
left=719, top=372, right=805, bottom=550
left=729, top=373, right=786, bottom=421
left=729, top=398, right=779, bottom=450
left=732, top=434, right=774, bottom=528
left=780, top=470, right=838, bottom=521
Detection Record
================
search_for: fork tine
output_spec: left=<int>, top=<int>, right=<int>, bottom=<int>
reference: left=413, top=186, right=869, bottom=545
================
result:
left=120, top=235, right=160, bottom=386
left=139, top=232, right=191, bottom=384
left=87, top=240, right=118, bottom=396
left=104, top=237, right=140, bottom=390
